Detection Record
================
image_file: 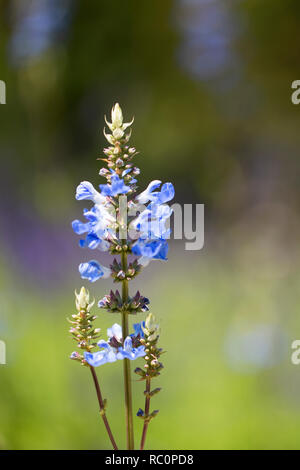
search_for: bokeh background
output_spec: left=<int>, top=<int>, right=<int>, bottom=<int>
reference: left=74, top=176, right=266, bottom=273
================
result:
left=1, top=0, right=300, bottom=450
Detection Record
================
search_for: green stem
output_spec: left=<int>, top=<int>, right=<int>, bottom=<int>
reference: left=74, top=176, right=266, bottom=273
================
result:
left=121, top=250, right=134, bottom=450
left=140, top=376, right=151, bottom=450
left=90, top=366, right=118, bottom=450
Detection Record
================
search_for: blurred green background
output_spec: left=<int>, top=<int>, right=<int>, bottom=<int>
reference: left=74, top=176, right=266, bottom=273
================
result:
left=1, top=0, right=300, bottom=450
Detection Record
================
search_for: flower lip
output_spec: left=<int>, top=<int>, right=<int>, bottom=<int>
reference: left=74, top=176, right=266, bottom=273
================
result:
left=107, top=323, right=123, bottom=342
left=84, top=321, right=146, bottom=367
left=79, top=260, right=111, bottom=283
left=136, top=180, right=162, bottom=204
left=132, top=238, right=168, bottom=261
left=76, top=181, right=106, bottom=204
left=99, top=172, right=131, bottom=197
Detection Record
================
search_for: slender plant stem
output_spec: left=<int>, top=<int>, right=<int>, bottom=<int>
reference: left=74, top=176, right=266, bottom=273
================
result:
left=121, top=249, right=135, bottom=450
left=140, top=376, right=151, bottom=450
left=90, top=366, right=118, bottom=450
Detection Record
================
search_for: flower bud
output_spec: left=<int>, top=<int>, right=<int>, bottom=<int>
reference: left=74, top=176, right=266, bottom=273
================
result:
left=113, top=145, right=121, bottom=155
left=145, top=313, right=157, bottom=331
left=70, top=351, right=81, bottom=361
left=113, top=128, right=124, bottom=139
left=116, top=158, right=124, bottom=167
left=75, top=287, right=89, bottom=311
left=148, top=332, right=158, bottom=342
left=134, top=367, right=146, bottom=377
left=111, top=103, right=123, bottom=128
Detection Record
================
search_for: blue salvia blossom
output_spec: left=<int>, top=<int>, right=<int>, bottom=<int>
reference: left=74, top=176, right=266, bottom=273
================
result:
left=129, top=200, right=173, bottom=266
left=100, top=171, right=131, bottom=196
left=69, top=103, right=174, bottom=450
left=79, top=260, right=111, bottom=282
left=136, top=181, right=175, bottom=205
left=71, top=102, right=174, bottom=280
left=84, top=322, right=146, bottom=367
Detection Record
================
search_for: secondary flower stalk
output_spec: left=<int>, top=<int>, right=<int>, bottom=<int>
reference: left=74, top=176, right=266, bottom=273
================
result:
left=69, top=287, right=118, bottom=450
left=135, top=314, right=163, bottom=450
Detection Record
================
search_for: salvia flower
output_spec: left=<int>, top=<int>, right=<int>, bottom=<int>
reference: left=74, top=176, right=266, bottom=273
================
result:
left=79, top=260, right=111, bottom=282
left=136, top=181, right=175, bottom=205
left=118, top=336, right=146, bottom=361
left=130, top=185, right=174, bottom=266
left=84, top=321, right=146, bottom=367
left=135, top=180, right=162, bottom=204
left=76, top=181, right=106, bottom=204
left=72, top=106, right=174, bottom=279
left=100, top=171, right=131, bottom=197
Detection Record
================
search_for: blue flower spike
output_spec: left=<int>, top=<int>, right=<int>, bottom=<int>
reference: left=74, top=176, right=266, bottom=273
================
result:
left=69, top=103, right=173, bottom=450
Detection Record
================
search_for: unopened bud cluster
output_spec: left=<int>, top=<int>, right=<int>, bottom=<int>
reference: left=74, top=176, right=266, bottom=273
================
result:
left=98, top=290, right=149, bottom=314
left=101, top=103, right=139, bottom=192
left=110, top=258, right=141, bottom=282
left=135, top=314, right=163, bottom=379
left=135, top=314, right=163, bottom=422
left=69, top=287, right=100, bottom=365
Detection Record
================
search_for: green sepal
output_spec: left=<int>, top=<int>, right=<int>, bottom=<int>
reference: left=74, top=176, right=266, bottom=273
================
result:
left=134, top=367, right=146, bottom=378
left=150, top=387, right=161, bottom=397
left=149, top=409, right=159, bottom=419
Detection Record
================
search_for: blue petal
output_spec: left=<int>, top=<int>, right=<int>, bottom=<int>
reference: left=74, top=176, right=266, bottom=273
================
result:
left=76, top=181, right=104, bottom=203
left=107, top=323, right=122, bottom=340
left=153, top=182, right=175, bottom=204
left=136, top=180, right=162, bottom=204
left=132, top=322, right=145, bottom=338
left=135, top=345, right=146, bottom=358
left=97, top=340, right=110, bottom=349
left=84, top=346, right=118, bottom=367
left=124, top=336, right=133, bottom=351
left=83, top=207, right=98, bottom=222
left=84, top=350, right=108, bottom=367
left=100, top=174, right=130, bottom=197
left=122, top=168, right=132, bottom=177
left=72, top=219, right=90, bottom=235
left=106, top=349, right=118, bottom=363
left=132, top=239, right=168, bottom=261
left=79, top=260, right=110, bottom=282
left=79, top=233, right=100, bottom=249
left=117, top=338, right=145, bottom=361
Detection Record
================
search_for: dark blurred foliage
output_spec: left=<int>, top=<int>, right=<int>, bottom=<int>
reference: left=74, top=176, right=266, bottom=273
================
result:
left=1, top=0, right=300, bottom=209
left=0, top=0, right=299, bottom=288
